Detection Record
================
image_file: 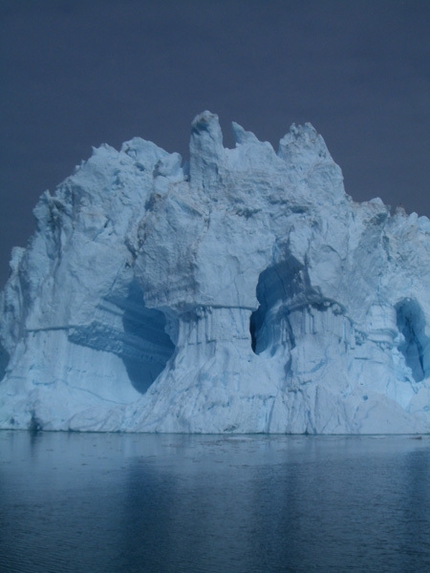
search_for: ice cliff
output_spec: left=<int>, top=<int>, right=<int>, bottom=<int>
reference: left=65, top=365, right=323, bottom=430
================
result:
left=1, top=111, right=430, bottom=433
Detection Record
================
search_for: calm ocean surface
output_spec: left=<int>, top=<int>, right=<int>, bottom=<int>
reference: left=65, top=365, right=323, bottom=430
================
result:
left=0, top=431, right=429, bottom=573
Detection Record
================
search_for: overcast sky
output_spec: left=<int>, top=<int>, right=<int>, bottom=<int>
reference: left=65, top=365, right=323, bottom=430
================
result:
left=1, top=0, right=429, bottom=286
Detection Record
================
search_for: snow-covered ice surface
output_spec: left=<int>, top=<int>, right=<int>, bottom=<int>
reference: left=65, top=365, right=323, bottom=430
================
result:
left=1, top=111, right=430, bottom=433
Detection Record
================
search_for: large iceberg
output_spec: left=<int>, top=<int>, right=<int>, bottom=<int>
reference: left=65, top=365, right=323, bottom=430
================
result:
left=1, top=111, right=430, bottom=433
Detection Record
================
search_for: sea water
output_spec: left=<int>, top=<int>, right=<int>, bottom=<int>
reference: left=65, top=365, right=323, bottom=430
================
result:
left=0, top=431, right=429, bottom=573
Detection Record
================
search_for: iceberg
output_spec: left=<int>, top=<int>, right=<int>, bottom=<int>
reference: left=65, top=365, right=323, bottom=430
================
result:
left=1, top=111, right=430, bottom=433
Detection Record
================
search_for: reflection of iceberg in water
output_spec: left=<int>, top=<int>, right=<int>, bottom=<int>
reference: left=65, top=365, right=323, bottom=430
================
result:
left=1, top=112, right=430, bottom=433
left=1, top=431, right=430, bottom=572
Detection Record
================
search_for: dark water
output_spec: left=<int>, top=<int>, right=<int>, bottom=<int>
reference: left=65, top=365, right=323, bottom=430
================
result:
left=0, top=432, right=429, bottom=573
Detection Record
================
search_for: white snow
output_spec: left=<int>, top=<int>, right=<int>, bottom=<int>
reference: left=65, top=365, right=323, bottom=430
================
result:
left=1, top=110, right=430, bottom=433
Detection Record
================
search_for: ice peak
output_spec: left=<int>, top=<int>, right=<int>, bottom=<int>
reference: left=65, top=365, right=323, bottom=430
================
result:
left=231, top=121, right=260, bottom=145
left=189, top=111, right=224, bottom=192
left=278, top=122, right=333, bottom=164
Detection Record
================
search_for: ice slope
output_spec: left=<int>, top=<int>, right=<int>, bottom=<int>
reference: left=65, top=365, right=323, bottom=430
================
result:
left=1, top=111, right=430, bottom=433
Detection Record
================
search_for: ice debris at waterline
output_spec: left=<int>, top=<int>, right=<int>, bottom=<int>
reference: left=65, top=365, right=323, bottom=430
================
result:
left=1, top=111, right=430, bottom=434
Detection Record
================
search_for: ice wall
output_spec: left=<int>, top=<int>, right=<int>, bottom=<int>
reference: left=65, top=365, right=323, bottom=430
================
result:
left=1, top=111, right=430, bottom=433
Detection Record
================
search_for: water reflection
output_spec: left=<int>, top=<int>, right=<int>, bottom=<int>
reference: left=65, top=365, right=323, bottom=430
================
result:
left=0, top=432, right=429, bottom=572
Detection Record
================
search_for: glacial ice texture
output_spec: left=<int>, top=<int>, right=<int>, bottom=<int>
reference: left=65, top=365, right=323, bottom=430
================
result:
left=1, top=111, right=430, bottom=433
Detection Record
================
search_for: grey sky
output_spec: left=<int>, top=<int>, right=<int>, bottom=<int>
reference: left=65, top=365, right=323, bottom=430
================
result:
left=1, top=0, right=429, bottom=287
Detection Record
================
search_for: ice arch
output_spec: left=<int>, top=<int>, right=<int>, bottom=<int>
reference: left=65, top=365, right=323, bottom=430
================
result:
left=67, top=281, right=176, bottom=395
left=250, top=259, right=304, bottom=355
left=121, top=282, right=175, bottom=394
left=396, top=299, right=430, bottom=382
